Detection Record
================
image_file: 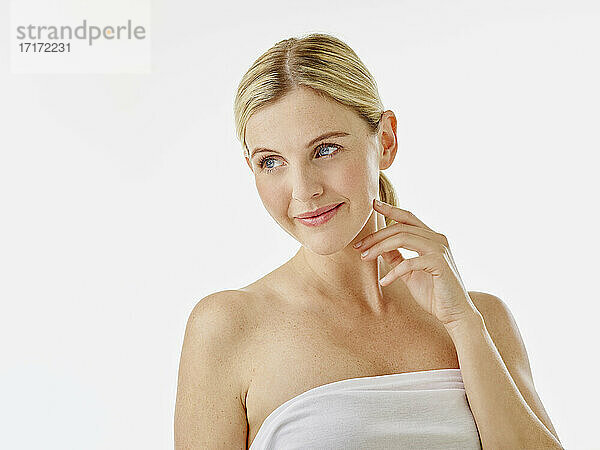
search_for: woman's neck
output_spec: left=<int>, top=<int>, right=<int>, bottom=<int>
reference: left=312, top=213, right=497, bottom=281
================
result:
left=289, top=209, right=397, bottom=315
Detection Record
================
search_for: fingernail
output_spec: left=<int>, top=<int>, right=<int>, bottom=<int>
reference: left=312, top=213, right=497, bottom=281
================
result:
left=353, top=241, right=362, bottom=249
left=361, top=250, right=369, bottom=257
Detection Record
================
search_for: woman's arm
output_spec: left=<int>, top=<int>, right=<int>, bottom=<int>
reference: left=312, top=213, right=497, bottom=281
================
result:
left=447, top=291, right=563, bottom=449
left=175, top=292, right=249, bottom=449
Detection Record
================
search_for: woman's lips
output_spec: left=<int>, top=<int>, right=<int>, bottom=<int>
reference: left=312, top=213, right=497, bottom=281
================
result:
left=296, top=203, right=343, bottom=227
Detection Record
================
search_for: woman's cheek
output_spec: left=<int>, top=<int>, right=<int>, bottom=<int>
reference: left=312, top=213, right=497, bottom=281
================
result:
left=257, top=180, right=288, bottom=217
left=338, top=161, right=373, bottom=195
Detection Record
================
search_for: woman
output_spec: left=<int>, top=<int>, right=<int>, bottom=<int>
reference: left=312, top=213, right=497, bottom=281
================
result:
left=175, top=33, right=563, bottom=449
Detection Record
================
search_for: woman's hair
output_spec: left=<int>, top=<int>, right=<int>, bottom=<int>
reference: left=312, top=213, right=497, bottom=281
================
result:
left=234, top=32, right=399, bottom=227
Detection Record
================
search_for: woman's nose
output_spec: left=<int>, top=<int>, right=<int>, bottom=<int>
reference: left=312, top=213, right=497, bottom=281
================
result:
left=290, top=165, right=323, bottom=202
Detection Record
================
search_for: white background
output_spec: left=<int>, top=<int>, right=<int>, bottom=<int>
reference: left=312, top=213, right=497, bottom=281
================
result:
left=1, top=0, right=598, bottom=449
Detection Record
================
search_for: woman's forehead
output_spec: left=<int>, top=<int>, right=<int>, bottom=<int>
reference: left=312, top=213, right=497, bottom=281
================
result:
left=245, top=94, right=366, bottom=151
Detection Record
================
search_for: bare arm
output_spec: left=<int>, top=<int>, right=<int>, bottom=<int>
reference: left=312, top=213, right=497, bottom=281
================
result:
left=174, top=291, right=249, bottom=449
left=450, top=291, right=563, bottom=449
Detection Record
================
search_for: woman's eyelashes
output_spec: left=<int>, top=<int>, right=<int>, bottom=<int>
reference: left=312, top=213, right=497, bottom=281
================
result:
left=257, top=143, right=343, bottom=173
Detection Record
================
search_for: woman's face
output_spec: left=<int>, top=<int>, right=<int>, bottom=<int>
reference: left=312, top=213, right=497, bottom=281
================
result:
left=244, top=86, right=391, bottom=255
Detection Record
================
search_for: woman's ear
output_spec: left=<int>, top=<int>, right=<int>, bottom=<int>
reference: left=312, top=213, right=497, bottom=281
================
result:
left=378, top=110, right=398, bottom=170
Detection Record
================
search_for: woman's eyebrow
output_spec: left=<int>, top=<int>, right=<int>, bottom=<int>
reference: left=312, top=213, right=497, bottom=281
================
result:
left=249, top=131, right=350, bottom=159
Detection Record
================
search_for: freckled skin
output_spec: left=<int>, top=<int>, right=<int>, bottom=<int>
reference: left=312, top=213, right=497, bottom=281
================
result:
left=244, top=86, right=395, bottom=255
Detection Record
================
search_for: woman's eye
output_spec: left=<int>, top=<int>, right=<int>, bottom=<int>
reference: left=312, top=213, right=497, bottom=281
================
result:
left=316, top=143, right=341, bottom=158
left=258, top=143, right=342, bottom=173
left=258, top=156, right=282, bottom=171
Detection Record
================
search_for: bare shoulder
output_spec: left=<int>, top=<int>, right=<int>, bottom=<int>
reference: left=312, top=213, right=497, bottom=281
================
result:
left=467, top=290, right=562, bottom=445
left=187, top=289, right=254, bottom=338
left=467, top=291, right=511, bottom=324
left=175, top=289, right=257, bottom=449
left=188, top=288, right=266, bottom=370
left=467, top=290, right=507, bottom=311
left=467, top=290, right=530, bottom=377
left=184, top=289, right=259, bottom=376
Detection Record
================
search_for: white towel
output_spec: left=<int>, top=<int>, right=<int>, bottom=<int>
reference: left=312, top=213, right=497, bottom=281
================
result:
left=249, top=368, right=481, bottom=449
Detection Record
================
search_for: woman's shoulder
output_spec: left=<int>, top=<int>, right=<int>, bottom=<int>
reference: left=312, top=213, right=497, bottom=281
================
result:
left=186, top=290, right=251, bottom=342
left=188, top=285, right=276, bottom=337
left=189, top=288, right=262, bottom=325
left=192, top=288, right=252, bottom=309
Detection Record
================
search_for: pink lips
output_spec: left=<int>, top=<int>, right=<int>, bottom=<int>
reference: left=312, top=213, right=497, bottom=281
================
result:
left=296, top=203, right=343, bottom=227
left=296, top=203, right=343, bottom=219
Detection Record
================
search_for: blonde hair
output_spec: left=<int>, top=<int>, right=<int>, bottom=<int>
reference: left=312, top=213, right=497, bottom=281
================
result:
left=233, top=32, right=398, bottom=227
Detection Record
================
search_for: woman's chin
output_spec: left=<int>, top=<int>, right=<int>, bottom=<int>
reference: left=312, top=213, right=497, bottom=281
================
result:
left=297, top=237, right=354, bottom=256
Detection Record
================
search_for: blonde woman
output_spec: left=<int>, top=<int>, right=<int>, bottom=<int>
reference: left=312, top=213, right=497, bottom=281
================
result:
left=175, top=33, right=562, bottom=449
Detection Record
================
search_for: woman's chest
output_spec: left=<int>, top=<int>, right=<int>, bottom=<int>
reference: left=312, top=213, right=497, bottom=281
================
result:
left=243, top=310, right=460, bottom=448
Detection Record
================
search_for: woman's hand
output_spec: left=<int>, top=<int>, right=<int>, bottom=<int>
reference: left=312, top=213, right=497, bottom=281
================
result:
left=354, top=199, right=480, bottom=330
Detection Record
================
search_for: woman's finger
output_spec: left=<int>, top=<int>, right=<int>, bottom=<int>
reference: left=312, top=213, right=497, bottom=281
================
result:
left=373, top=199, right=434, bottom=232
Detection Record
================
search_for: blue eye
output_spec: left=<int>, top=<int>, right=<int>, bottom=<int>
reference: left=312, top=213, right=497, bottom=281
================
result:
left=257, top=155, right=281, bottom=172
left=257, top=143, right=342, bottom=174
left=316, top=143, right=340, bottom=158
